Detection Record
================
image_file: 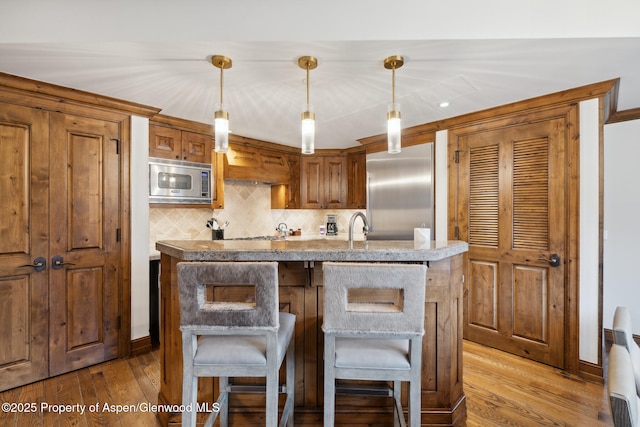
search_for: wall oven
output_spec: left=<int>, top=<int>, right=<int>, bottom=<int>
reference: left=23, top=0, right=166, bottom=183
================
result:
left=149, top=157, right=212, bottom=204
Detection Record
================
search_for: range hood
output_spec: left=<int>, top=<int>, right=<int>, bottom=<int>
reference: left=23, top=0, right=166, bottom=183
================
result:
left=223, top=142, right=292, bottom=184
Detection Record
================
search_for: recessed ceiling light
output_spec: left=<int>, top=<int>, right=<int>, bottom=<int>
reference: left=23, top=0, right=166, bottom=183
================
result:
left=439, top=101, right=450, bottom=108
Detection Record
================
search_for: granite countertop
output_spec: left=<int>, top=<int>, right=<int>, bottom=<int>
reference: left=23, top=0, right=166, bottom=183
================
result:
left=155, top=238, right=468, bottom=262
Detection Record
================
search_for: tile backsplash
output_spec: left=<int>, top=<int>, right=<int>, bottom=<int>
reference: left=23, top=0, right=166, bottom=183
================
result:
left=150, top=181, right=363, bottom=254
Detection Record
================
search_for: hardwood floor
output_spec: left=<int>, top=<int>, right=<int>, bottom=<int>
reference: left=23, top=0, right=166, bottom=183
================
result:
left=463, top=340, right=613, bottom=427
left=0, top=340, right=613, bottom=426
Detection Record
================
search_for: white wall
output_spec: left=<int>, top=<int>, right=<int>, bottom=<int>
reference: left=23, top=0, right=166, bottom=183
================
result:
left=603, top=119, right=640, bottom=333
left=579, top=98, right=601, bottom=363
left=435, top=130, right=448, bottom=240
left=130, top=116, right=150, bottom=340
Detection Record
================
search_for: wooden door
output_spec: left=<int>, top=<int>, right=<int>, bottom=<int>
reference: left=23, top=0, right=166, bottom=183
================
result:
left=48, top=112, right=121, bottom=375
left=0, top=104, right=50, bottom=391
left=453, top=118, right=567, bottom=368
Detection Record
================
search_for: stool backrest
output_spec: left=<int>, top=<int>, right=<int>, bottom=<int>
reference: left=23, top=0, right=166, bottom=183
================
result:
left=614, top=306, right=635, bottom=349
left=323, top=262, right=427, bottom=336
left=609, top=343, right=639, bottom=427
left=178, top=262, right=279, bottom=331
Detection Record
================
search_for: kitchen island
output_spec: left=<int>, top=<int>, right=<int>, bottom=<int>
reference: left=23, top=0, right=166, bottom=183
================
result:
left=155, top=238, right=468, bottom=426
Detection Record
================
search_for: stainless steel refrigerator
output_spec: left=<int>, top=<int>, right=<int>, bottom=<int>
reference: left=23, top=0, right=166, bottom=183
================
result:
left=366, top=143, right=433, bottom=240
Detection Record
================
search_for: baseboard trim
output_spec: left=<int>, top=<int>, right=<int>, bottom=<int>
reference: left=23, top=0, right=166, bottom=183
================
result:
left=130, top=336, right=153, bottom=356
left=579, top=360, right=603, bottom=384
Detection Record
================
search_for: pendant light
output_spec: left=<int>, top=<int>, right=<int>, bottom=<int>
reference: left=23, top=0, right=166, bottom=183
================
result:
left=384, top=55, right=404, bottom=154
left=212, top=55, right=232, bottom=153
left=298, top=56, right=318, bottom=155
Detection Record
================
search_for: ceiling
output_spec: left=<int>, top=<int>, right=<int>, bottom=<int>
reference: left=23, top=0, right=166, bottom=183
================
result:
left=1, top=1, right=639, bottom=150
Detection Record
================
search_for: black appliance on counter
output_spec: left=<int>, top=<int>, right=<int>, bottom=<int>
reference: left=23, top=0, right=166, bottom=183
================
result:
left=326, top=214, right=338, bottom=236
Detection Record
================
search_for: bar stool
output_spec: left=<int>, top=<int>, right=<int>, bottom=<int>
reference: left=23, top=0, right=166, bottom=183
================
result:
left=178, top=261, right=295, bottom=427
left=322, top=262, right=427, bottom=427
left=613, top=306, right=640, bottom=397
left=608, top=343, right=639, bottom=426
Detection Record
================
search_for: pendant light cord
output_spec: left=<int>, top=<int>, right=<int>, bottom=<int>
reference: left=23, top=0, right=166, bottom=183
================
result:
left=306, top=63, right=310, bottom=105
left=219, top=67, right=224, bottom=105
left=391, top=62, right=396, bottom=104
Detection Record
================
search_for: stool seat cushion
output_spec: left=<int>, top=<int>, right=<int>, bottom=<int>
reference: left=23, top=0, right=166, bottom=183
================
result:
left=335, top=337, right=410, bottom=370
left=194, top=312, right=296, bottom=366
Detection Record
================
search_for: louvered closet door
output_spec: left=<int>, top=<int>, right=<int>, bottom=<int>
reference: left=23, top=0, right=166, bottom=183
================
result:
left=456, top=119, right=566, bottom=368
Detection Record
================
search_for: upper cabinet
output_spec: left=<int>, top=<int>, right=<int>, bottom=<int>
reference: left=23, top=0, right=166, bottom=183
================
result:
left=149, top=115, right=222, bottom=208
left=181, top=131, right=212, bottom=164
left=225, top=142, right=290, bottom=184
left=148, top=115, right=367, bottom=211
left=300, top=155, right=347, bottom=209
left=347, top=152, right=367, bottom=209
left=149, top=124, right=211, bottom=164
left=271, top=155, right=300, bottom=209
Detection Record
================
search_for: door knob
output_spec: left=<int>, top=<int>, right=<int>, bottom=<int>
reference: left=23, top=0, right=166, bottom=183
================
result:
left=20, top=257, right=47, bottom=272
left=52, top=255, right=76, bottom=270
left=538, top=253, right=561, bottom=267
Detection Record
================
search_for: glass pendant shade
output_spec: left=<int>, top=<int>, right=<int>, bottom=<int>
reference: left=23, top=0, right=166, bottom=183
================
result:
left=301, top=107, right=315, bottom=155
left=214, top=107, right=229, bottom=153
left=387, top=103, right=401, bottom=154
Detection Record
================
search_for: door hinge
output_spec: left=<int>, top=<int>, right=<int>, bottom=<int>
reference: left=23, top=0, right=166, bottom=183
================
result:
left=116, top=315, right=121, bottom=330
left=454, top=150, right=463, bottom=163
left=455, top=226, right=460, bottom=240
left=111, top=138, right=120, bottom=155
left=116, top=228, right=121, bottom=242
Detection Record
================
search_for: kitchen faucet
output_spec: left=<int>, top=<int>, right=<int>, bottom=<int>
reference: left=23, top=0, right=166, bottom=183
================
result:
left=348, top=212, right=369, bottom=246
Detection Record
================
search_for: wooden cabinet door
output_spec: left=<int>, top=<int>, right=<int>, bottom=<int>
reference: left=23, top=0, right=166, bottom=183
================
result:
left=301, top=156, right=347, bottom=209
left=149, top=125, right=182, bottom=160
left=347, top=152, right=366, bottom=209
left=181, top=131, right=211, bottom=164
left=0, top=104, right=50, bottom=391
left=301, top=156, right=324, bottom=209
left=283, top=155, right=301, bottom=209
left=48, top=113, right=121, bottom=375
left=324, top=156, right=347, bottom=209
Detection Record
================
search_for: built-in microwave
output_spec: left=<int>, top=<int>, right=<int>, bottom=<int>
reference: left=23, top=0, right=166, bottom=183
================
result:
left=149, top=157, right=212, bottom=204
